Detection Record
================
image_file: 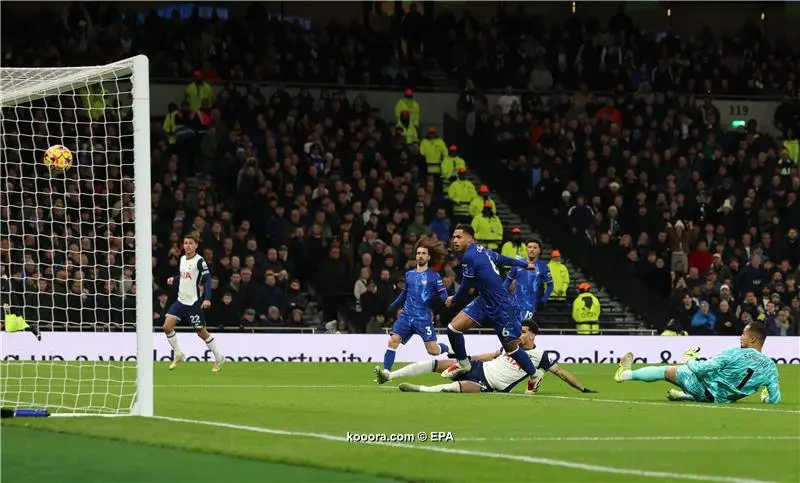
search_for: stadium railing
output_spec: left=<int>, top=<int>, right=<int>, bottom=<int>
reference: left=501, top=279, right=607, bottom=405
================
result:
left=165, top=326, right=657, bottom=336
left=149, top=77, right=790, bottom=101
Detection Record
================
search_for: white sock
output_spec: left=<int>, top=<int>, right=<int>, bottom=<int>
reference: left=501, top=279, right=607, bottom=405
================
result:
left=420, top=382, right=462, bottom=393
left=390, top=360, right=436, bottom=380
left=204, top=335, right=222, bottom=362
left=620, top=369, right=633, bottom=381
left=166, top=331, right=182, bottom=356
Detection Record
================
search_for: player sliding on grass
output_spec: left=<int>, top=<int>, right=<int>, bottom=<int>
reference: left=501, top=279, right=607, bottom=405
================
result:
left=376, top=236, right=451, bottom=375
left=615, top=321, right=781, bottom=404
left=164, top=232, right=224, bottom=373
left=442, top=224, right=539, bottom=380
left=379, top=320, right=596, bottom=394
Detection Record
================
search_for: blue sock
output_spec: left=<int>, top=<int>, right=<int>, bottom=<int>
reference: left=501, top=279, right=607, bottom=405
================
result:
left=447, top=325, right=467, bottom=361
left=438, top=342, right=450, bottom=355
left=508, top=348, right=537, bottom=376
left=383, top=348, right=396, bottom=370
left=631, top=366, right=667, bottom=382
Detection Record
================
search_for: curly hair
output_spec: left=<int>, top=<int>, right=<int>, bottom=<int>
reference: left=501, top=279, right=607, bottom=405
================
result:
left=416, top=235, right=448, bottom=267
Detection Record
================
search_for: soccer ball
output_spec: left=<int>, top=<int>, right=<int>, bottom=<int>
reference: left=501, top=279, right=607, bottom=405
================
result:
left=43, top=145, right=73, bottom=172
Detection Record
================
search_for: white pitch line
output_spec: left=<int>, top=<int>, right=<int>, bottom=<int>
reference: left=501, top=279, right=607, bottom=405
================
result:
left=7, top=383, right=797, bottom=414
left=152, top=415, right=776, bottom=483
left=458, top=435, right=800, bottom=442
left=503, top=393, right=800, bottom=415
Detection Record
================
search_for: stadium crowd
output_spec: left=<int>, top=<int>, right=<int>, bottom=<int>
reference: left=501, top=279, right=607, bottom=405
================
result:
left=2, top=3, right=799, bottom=337
left=465, top=58, right=799, bottom=335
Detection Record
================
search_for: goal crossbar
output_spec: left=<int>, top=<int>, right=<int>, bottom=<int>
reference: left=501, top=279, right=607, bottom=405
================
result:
left=0, top=56, right=142, bottom=107
left=0, top=55, right=153, bottom=417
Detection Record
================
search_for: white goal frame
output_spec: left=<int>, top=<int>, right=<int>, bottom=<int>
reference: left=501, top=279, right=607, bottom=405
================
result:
left=0, top=55, right=153, bottom=417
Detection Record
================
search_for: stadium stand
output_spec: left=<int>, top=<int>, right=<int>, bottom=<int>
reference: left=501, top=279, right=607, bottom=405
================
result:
left=2, top=3, right=799, bottom=337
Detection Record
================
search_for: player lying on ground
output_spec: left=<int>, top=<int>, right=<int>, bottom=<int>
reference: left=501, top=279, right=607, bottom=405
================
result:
left=164, top=232, right=225, bottom=373
left=381, top=236, right=450, bottom=371
left=1, top=303, right=41, bottom=341
left=443, top=224, right=540, bottom=380
left=377, top=320, right=597, bottom=394
left=615, top=321, right=781, bottom=404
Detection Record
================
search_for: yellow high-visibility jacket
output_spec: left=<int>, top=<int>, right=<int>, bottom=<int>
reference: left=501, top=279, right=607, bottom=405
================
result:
left=394, top=97, right=420, bottom=128
left=448, top=180, right=477, bottom=217
left=420, top=137, right=447, bottom=173
left=573, top=293, right=601, bottom=335
left=441, top=154, right=466, bottom=190
left=472, top=215, right=503, bottom=250
left=185, top=81, right=213, bottom=112
left=469, top=197, right=497, bottom=219
left=548, top=260, right=570, bottom=301
left=501, top=241, right=526, bottom=260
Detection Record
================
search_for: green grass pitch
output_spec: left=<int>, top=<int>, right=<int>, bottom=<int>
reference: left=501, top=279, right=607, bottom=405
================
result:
left=2, top=362, right=799, bottom=483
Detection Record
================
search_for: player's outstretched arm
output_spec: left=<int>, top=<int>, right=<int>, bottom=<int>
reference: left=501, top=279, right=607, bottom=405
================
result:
left=550, top=366, right=597, bottom=393
left=469, top=349, right=504, bottom=362
left=493, top=252, right=529, bottom=269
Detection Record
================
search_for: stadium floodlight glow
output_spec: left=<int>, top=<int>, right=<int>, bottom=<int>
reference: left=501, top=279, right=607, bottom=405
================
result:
left=0, top=55, right=153, bottom=417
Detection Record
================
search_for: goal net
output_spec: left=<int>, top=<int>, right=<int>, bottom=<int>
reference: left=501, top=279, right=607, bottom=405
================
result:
left=0, top=56, right=153, bottom=416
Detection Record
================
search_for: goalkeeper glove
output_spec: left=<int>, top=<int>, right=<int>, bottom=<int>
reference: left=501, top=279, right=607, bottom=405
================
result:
left=682, top=347, right=701, bottom=363
left=760, top=387, right=770, bottom=404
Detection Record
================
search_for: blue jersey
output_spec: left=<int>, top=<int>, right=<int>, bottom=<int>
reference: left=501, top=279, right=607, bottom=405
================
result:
left=389, top=269, right=447, bottom=321
left=461, top=244, right=527, bottom=316
left=506, top=259, right=553, bottom=313
left=686, top=347, right=782, bottom=404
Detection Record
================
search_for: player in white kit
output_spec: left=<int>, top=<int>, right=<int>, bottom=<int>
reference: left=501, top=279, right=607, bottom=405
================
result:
left=378, top=320, right=596, bottom=394
left=164, top=232, right=224, bottom=372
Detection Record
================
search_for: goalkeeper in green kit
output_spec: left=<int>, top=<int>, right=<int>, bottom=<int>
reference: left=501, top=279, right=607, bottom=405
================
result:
left=614, top=322, right=781, bottom=404
left=2, top=303, right=41, bottom=341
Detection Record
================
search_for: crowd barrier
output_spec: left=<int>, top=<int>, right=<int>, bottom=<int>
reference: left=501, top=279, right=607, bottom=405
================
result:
left=2, top=333, right=798, bottom=364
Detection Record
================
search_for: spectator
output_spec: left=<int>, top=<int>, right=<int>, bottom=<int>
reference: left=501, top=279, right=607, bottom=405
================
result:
left=440, top=145, right=465, bottom=192
left=420, top=128, right=447, bottom=183
left=395, top=89, right=420, bottom=130
left=661, top=318, right=688, bottom=336
left=691, top=301, right=716, bottom=335
left=448, top=167, right=477, bottom=223
left=497, top=86, right=520, bottom=114
left=429, top=208, right=451, bottom=244
left=472, top=202, right=503, bottom=250
left=469, top=185, right=496, bottom=219
left=501, top=227, right=526, bottom=259
left=185, top=71, right=213, bottom=112
left=548, top=250, right=570, bottom=304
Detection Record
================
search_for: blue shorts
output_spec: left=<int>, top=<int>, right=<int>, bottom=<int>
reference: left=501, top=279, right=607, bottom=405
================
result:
left=166, top=301, right=206, bottom=328
left=675, top=366, right=714, bottom=402
left=462, top=297, right=522, bottom=344
left=391, top=315, right=437, bottom=344
left=453, top=360, right=493, bottom=392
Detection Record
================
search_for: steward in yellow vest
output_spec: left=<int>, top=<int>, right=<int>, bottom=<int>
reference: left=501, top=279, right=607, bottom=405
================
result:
left=420, top=127, right=447, bottom=175
left=447, top=168, right=477, bottom=221
left=573, top=283, right=600, bottom=334
left=441, top=145, right=466, bottom=191
left=472, top=203, right=504, bottom=250
left=501, top=228, right=526, bottom=259
left=548, top=249, right=570, bottom=303
left=397, top=111, right=419, bottom=145
left=469, top=185, right=497, bottom=218
left=395, top=89, right=420, bottom=129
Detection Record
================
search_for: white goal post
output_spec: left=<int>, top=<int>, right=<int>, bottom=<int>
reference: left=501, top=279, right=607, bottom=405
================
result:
left=0, top=55, right=152, bottom=416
